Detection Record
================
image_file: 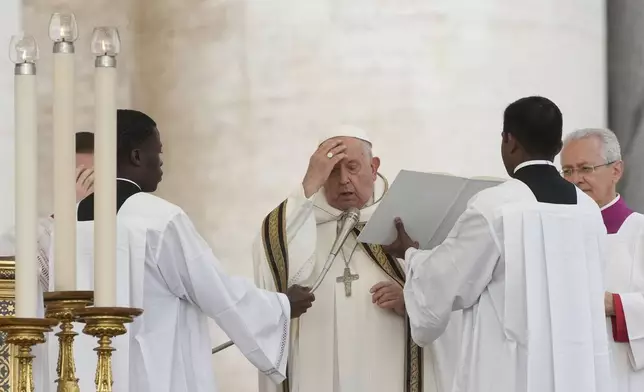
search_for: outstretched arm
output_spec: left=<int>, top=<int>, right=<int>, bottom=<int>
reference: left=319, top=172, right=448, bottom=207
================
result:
left=156, top=212, right=290, bottom=384
left=402, top=206, right=500, bottom=346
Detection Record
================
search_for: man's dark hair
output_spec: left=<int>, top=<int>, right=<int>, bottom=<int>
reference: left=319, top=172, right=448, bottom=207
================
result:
left=117, top=109, right=157, bottom=164
left=75, top=132, right=94, bottom=154
left=502, top=96, right=563, bottom=158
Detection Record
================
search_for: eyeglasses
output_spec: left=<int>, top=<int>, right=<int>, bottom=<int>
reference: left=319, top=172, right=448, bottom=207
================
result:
left=561, top=161, right=616, bottom=178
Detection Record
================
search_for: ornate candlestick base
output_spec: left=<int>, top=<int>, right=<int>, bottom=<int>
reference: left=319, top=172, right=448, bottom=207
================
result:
left=44, top=290, right=94, bottom=392
left=0, top=317, right=58, bottom=392
left=77, top=307, right=143, bottom=392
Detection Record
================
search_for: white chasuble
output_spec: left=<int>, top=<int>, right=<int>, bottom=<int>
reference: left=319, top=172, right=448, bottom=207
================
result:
left=404, top=179, right=612, bottom=392
left=604, top=211, right=644, bottom=391
left=253, top=175, right=461, bottom=392
left=47, top=192, right=290, bottom=392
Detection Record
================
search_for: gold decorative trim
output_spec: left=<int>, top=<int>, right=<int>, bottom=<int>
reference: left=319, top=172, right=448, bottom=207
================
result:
left=260, top=200, right=291, bottom=392
left=0, top=258, right=17, bottom=392
left=0, top=303, right=15, bottom=392
left=78, top=307, right=143, bottom=392
left=261, top=201, right=289, bottom=293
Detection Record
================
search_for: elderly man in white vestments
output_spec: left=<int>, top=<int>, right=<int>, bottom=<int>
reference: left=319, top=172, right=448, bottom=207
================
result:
left=253, top=125, right=461, bottom=392
left=561, top=127, right=644, bottom=392
left=385, top=96, right=613, bottom=392
left=47, top=110, right=315, bottom=392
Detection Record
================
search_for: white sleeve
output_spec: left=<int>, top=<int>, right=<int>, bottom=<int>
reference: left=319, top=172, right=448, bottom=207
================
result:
left=403, top=205, right=500, bottom=346
left=252, top=186, right=317, bottom=391
left=156, top=212, right=290, bottom=384
left=619, top=292, right=644, bottom=370
left=253, top=185, right=317, bottom=290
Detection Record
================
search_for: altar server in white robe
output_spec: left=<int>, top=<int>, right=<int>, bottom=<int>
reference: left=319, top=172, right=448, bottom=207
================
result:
left=253, top=125, right=461, bottom=392
left=561, top=127, right=644, bottom=391
left=48, top=109, right=314, bottom=392
left=385, top=96, right=613, bottom=392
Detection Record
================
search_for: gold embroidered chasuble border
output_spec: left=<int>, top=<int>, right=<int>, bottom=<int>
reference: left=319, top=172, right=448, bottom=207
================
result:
left=261, top=200, right=423, bottom=392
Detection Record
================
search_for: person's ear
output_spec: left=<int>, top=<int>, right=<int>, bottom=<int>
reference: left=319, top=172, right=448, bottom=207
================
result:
left=613, top=160, right=624, bottom=183
left=130, top=149, right=142, bottom=167
left=371, top=157, right=381, bottom=180
left=507, top=133, right=520, bottom=154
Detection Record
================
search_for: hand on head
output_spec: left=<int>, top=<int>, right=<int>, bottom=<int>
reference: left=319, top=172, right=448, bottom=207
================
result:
left=76, top=166, right=94, bottom=202
left=302, top=139, right=348, bottom=198
left=370, top=280, right=405, bottom=317
left=382, top=218, right=419, bottom=259
left=286, top=284, right=316, bottom=319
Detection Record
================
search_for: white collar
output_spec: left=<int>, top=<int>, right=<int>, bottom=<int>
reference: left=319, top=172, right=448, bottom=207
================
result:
left=600, top=194, right=620, bottom=211
left=117, top=178, right=142, bottom=191
left=513, top=160, right=555, bottom=174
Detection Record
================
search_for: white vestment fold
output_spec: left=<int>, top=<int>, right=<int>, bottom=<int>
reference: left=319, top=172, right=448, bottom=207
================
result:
left=46, top=192, right=290, bottom=392
left=404, top=179, right=612, bottom=392
left=253, top=176, right=461, bottom=392
left=604, top=212, right=644, bottom=391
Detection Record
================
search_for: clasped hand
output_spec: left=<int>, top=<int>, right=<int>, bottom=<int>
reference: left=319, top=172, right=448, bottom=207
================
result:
left=286, top=285, right=316, bottom=319
left=370, top=281, right=405, bottom=316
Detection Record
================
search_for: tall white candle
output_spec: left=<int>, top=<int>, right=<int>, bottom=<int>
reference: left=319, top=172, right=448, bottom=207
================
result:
left=11, top=35, right=39, bottom=317
left=49, top=13, right=78, bottom=292
left=92, top=27, right=120, bottom=307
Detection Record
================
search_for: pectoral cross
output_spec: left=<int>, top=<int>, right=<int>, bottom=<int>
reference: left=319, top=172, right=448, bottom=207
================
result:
left=336, top=267, right=359, bottom=297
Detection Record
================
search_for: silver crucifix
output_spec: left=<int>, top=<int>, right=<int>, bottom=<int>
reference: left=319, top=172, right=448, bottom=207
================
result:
left=336, top=267, right=359, bottom=297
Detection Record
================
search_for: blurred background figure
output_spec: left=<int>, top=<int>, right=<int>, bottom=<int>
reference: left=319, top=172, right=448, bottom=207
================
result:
left=75, top=131, right=95, bottom=203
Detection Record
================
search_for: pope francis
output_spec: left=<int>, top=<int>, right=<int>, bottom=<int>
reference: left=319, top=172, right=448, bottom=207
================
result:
left=253, top=125, right=461, bottom=392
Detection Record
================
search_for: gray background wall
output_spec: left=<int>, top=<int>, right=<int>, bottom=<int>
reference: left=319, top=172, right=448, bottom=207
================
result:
left=608, top=0, right=644, bottom=210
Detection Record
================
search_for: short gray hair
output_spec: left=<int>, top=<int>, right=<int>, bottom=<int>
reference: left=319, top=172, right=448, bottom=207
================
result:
left=362, top=140, right=373, bottom=159
left=563, top=128, right=622, bottom=163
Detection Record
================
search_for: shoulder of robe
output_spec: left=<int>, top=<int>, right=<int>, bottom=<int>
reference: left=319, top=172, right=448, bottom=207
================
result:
left=121, top=192, right=185, bottom=231
left=468, top=179, right=532, bottom=215
left=628, top=211, right=644, bottom=224
left=575, top=188, right=602, bottom=212
left=625, top=212, right=644, bottom=235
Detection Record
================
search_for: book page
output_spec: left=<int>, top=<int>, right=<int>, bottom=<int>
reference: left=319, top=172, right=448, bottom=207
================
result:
left=357, top=170, right=502, bottom=249
left=424, top=177, right=503, bottom=248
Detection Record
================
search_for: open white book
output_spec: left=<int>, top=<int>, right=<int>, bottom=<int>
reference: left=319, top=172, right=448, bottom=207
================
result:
left=357, top=170, right=504, bottom=249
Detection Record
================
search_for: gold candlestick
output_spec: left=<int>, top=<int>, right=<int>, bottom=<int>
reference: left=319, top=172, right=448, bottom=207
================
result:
left=44, top=290, right=94, bottom=392
left=0, top=317, right=57, bottom=392
left=77, top=307, right=143, bottom=392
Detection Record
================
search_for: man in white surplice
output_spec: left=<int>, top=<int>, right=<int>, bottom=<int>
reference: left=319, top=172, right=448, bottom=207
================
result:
left=385, top=96, right=613, bottom=392
left=253, top=125, right=461, bottom=392
left=47, top=110, right=314, bottom=392
left=561, top=127, right=644, bottom=392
